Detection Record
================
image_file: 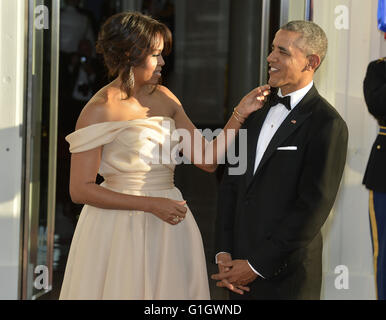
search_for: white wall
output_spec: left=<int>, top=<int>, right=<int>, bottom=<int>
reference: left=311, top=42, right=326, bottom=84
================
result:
left=313, top=0, right=386, bottom=299
left=288, top=0, right=306, bottom=21
left=0, top=0, right=26, bottom=299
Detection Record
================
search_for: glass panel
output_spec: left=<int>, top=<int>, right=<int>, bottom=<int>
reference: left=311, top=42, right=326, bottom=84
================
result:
left=22, top=0, right=59, bottom=300
left=172, top=0, right=230, bottom=125
left=51, top=0, right=123, bottom=300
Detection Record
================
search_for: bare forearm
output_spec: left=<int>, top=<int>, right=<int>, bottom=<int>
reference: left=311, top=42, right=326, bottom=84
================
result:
left=70, top=183, right=153, bottom=212
left=204, top=113, right=243, bottom=165
left=189, top=85, right=269, bottom=168
left=179, top=115, right=242, bottom=172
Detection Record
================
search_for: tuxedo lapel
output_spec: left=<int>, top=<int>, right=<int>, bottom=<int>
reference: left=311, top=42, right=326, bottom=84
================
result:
left=253, top=109, right=311, bottom=177
left=246, top=85, right=318, bottom=190
left=245, top=104, right=272, bottom=187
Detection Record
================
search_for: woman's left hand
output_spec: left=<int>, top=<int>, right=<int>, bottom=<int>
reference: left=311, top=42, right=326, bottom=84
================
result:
left=235, top=84, right=271, bottom=119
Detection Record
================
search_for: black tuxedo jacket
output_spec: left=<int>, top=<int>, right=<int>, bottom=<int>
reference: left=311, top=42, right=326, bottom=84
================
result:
left=215, top=85, right=348, bottom=299
left=363, top=58, right=386, bottom=193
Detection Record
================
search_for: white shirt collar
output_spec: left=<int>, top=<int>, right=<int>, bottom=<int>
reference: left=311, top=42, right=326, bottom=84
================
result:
left=277, top=81, right=314, bottom=110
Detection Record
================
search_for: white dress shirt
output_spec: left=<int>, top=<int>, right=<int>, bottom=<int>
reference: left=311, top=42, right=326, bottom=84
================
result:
left=253, top=81, right=314, bottom=174
left=216, top=81, right=314, bottom=278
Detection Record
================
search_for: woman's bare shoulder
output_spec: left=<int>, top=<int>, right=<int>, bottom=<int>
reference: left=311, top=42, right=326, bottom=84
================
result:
left=153, top=85, right=184, bottom=118
left=156, top=85, right=182, bottom=105
left=75, top=90, right=115, bottom=130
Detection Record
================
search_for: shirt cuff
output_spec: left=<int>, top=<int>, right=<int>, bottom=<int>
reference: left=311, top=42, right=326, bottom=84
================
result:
left=247, top=260, right=265, bottom=279
left=216, top=253, right=265, bottom=279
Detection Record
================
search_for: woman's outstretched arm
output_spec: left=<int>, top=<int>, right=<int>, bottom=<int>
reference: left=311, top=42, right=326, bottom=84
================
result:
left=161, top=85, right=270, bottom=172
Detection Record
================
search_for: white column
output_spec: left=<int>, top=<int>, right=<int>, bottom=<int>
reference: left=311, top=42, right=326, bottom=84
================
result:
left=0, top=0, right=26, bottom=299
left=313, top=0, right=385, bottom=299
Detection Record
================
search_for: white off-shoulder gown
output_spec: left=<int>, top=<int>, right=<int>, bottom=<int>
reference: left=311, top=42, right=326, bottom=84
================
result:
left=59, top=117, right=210, bottom=300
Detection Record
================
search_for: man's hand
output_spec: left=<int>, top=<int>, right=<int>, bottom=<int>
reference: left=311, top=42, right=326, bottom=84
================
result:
left=212, top=259, right=258, bottom=290
left=216, top=253, right=232, bottom=273
left=214, top=254, right=250, bottom=295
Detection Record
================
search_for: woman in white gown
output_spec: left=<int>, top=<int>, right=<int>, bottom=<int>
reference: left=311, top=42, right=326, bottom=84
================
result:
left=59, top=12, right=269, bottom=300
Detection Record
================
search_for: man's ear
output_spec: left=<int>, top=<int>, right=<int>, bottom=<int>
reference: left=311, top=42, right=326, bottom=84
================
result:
left=307, top=54, right=321, bottom=71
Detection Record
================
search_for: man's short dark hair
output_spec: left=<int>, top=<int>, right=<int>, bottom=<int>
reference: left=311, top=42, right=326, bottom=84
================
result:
left=281, top=20, right=328, bottom=68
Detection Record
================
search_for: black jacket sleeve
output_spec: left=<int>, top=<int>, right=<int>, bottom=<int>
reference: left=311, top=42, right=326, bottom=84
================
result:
left=363, top=60, right=386, bottom=118
left=214, top=114, right=251, bottom=256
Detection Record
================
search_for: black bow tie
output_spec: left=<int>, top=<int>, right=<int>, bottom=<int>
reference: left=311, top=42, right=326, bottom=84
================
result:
left=268, top=94, right=291, bottom=111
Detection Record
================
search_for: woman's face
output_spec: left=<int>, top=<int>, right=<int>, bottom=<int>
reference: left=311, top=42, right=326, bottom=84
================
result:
left=132, top=34, right=165, bottom=86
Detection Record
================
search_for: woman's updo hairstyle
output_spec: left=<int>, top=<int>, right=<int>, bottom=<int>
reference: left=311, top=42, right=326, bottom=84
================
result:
left=96, top=12, right=172, bottom=98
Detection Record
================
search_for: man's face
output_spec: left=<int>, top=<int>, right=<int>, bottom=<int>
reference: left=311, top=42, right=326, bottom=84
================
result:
left=267, top=29, right=311, bottom=95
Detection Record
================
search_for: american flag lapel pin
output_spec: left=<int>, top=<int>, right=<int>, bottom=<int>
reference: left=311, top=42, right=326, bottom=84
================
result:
left=291, top=119, right=297, bottom=124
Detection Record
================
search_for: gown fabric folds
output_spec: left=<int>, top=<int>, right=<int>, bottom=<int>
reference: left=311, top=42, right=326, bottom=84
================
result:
left=59, top=117, right=210, bottom=300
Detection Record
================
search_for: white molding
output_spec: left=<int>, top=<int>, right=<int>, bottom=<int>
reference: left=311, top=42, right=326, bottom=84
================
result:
left=0, top=0, right=26, bottom=300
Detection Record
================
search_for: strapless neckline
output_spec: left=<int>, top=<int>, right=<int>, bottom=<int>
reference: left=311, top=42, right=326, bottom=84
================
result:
left=116, top=115, right=174, bottom=123
left=71, top=116, right=175, bottom=133
left=93, top=115, right=174, bottom=125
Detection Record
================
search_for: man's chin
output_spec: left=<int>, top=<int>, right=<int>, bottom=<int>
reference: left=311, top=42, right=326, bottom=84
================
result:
left=268, top=79, right=279, bottom=88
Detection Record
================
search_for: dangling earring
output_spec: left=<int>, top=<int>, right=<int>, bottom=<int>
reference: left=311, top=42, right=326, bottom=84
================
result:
left=129, top=67, right=135, bottom=88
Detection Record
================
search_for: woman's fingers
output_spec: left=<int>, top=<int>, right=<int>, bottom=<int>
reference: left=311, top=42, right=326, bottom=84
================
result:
left=243, top=85, right=270, bottom=108
left=166, top=200, right=188, bottom=225
left=175, top=200, right=187, bottom=214
left=261, top=84, right=271, bottom=91
left=169, top=218, right=179, bottom=225
left=168, top=215, right=181, bottom=225
left=155, top=198, right=188, bottom=225
left=251, top=84, right=270, bottom=96
left=258, top=84, right=271, bottom=92
left=256, top=85, right=270, bottom=101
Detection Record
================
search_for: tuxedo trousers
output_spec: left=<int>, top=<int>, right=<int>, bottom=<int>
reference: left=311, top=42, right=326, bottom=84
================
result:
left=369, top=190, right=386, bottom=300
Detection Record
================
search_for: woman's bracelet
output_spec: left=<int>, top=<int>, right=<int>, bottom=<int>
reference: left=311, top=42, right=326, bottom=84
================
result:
left=232, top=111, right=244, bottom=124
left=234, top=107, right=245, bottom=119
left=232, top=107, right=246, bottom=124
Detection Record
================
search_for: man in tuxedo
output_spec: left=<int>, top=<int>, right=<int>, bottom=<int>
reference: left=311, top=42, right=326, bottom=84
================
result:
left=212, top=20, right=348, bottom=299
